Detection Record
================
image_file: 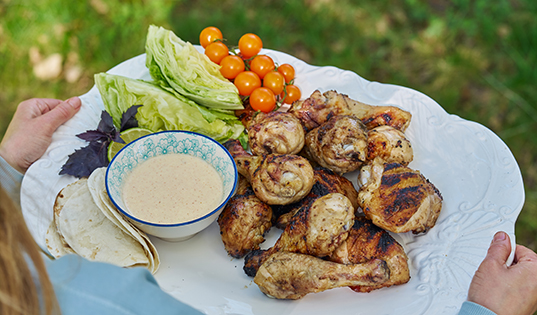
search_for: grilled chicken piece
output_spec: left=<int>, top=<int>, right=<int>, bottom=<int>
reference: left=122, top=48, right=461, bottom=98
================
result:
left=289, top=90, right=412, bottom=132
left=273, top=167, right=359, bottom=229
left=223, top=139, right=314, bottom=205
left=218, top=176, right=273, bottom=258
left=358, top=159, right=443, bottom=234
left=330, top=216, right=410, bottom=292
left=304, top=115, right=368, bottom=174
left=244, top=111, right=305, bottom=156
left=244, top=193, right=355, bottom=277
left=254, top=252, right=389, bottom=300
left=367, top=125, right=413, bottom=166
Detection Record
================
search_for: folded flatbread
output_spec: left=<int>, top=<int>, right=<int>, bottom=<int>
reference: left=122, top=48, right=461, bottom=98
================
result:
left=45, top=167, right=159, bottom=273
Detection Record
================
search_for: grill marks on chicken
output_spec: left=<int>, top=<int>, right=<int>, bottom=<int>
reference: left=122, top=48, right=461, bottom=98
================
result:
left=254, top=252, right=389, bottom=300
left=245, top=111, right=305, bottom=156
left=358, top=160, right=443, bottom=234
left=305, top=115, right=368, bottom=174
left=329, top=217, right=410, bottom=292
left=288, top=90, right=412, bottom=133
left=243, top=193, right=355, bottom=277
left=223, top=139, right=314, bottom=205
left=367, top=125, right=413, bottom=166
left=218, top=176, right=273, bottom=258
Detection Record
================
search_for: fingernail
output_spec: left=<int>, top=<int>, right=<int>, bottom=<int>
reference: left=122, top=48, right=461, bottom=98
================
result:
left=66, top=97, right=81, bottom=109
left=493, top=231, right=506, bottom=242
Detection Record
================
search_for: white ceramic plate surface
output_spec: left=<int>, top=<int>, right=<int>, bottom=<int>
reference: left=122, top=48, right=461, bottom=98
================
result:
left=21, top=47, right=524, bottom=315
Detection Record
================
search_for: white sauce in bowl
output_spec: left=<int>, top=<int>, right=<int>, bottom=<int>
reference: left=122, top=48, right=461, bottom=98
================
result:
left=122, top=154, right=224, bottom=224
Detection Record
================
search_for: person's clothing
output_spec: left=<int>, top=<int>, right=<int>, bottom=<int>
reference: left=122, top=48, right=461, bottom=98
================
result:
left=458, top=301, right=496, bottom=315
left=47, top=255, right=204, bottom=315
left=0, top=154, right=23, bottom=204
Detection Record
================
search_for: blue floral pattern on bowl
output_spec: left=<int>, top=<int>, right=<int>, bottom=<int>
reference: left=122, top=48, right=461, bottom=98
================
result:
left=106, top=130, right=237, bottom=227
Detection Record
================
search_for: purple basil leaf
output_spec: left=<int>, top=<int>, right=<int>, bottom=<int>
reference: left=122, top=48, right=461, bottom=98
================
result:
left=97, top=111, right=117, bottom=135
left=59, top=141, right=110, bottom=178
left=120, top=105, right=142, bottom=131
left=77, top=130, right=108, bottom=142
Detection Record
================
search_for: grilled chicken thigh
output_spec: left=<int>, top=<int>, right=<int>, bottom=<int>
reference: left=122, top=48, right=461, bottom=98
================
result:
left=358, top=160, right=443, bottom=234
left=244, top=193, right=355, bottom=276
left=218, top=176, right=273, bottom=258
left=288, top=90, right=412, bottom=132
left=273, top=167, right=359, bottom=229
left=367, top=125, right=413, bottom=166
left=254, top=251, right=389, bottom=300
left=305, top=115, right=368, bottom=174
left=245, top=111, right=305, bottom=156
left=223, top=139, right=314, bottom=205
left=330, top=216, right=410, bottom=292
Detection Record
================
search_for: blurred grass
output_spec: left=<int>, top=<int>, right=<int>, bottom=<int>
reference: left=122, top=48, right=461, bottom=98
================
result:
left=1, top=0, right=536, bottom=252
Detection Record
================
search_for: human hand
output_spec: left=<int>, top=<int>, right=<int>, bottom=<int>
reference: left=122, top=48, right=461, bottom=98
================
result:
left=467, top=231, right=537, bottom=315
left=0, top=97, right=81, bottom=173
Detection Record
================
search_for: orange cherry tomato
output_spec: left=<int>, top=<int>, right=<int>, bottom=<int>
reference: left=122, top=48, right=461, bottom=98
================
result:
left=234, top=71, right=261, bottom=96
left=250, top=87, right=276, bottom=113
left=220, top=55, right=245, bottom=79
left=250, top=55, right=275, bottom=79
left=204, top=41, right=229, bottom=64
left=281, top=84, right=301, bottom=104
left=238, top=33, right=262, bottom=59
left=277, top=63, right=295, bottom=83
left=263, top=71, right=285, bottom=95
left=199, top=26, right=223, bottom=48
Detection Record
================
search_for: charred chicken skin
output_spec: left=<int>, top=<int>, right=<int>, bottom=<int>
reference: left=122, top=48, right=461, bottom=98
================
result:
left=223, top=139, right=314, bottom=205
left=273, top=167, right=359, bottom=229
left=330, top=216, right=410, bottom=292
left=305, top=115, right=368, bottom=174
left=358, top=159, right=443, bottom=234
left=244, top=193, right=355, bottom=277
left=218, top=176, right=273, bottom=258
left=288, top=90, right=412, bottom=132
left=367, top=125, right=413, bottom=166
left=254, top=251, right=389, bottom=300
left=245, top=111, right=305, bottom=156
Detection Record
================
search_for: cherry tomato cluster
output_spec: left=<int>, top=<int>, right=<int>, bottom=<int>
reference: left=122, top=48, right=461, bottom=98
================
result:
left=199, top=26, right=301, bottom=113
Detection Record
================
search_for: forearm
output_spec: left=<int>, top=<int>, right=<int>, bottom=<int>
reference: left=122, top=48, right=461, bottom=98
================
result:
left=0, top=154, right=24, bottom=207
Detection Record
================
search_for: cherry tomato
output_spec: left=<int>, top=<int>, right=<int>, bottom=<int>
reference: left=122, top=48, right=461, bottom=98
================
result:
left=220, top=55, right=245, bottom=79
left=199, top=26, right=223, bottom=48
left=234, top=71, right=261, bottom=96
left=263, top=71, right=285, bottom=95
left=281, top=84, right=301, bottom=104
left=250, top=55, right=275, bottom=79
left=250, top=87, right=276, bottom=113
left=277, top=63, right=295, bottom=83
left=204, top=41, right=229, bottom=64
left=238, top=33, right=262, bottom=59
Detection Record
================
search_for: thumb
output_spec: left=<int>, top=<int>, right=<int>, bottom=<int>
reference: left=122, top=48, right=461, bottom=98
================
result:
left=40, top=97, right=81, bottom=133
left=484, top=231, right=512, bottom=265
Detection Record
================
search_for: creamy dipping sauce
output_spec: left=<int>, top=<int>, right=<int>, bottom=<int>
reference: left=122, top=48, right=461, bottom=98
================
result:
left=122, top=154, right=224, bottom=224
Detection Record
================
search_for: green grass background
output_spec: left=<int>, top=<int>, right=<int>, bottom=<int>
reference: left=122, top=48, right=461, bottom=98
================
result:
left=1, top=0, right=536, bottom=256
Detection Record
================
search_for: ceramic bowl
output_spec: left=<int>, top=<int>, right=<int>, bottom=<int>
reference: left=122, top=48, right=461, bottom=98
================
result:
left=106, top=130, right=237, bottom=241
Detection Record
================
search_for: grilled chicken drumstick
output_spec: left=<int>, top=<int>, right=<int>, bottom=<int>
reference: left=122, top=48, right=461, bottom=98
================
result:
left=289, top=90, right=412, bottom=132
left=367, top=125, right=413, bottom=166
left=223, top=139, right=314, bottom=205
left=244, top=193, right=355, bottom=277
left=358, top=159, right=443, bottom=234
left=218, top=176, right=273, bottom=258
left=254, top=251, right=389, bottom=300
left=305, top=115, right=368, bottom=174
left=330, top=216, right=410, bottom=292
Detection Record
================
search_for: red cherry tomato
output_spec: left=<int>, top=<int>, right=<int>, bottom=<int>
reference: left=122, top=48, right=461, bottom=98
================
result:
left=199, top=26, right=223, bottom=48
left=204, top=41, right=229, bottom=64
left=238, top=33, right=262, bottom=59
left=263, top=71, right=285, bottom=95
left=250, top=87, right=276, bottom=113
left=234, top=71, right=261, bottom=96
left=277, top=63, right=295, bottom=83
left=250, top=55, right=275, bottom=79
left=281, top=84, right=301, bottom=104
left=220, top=55, right=245, bottom=79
